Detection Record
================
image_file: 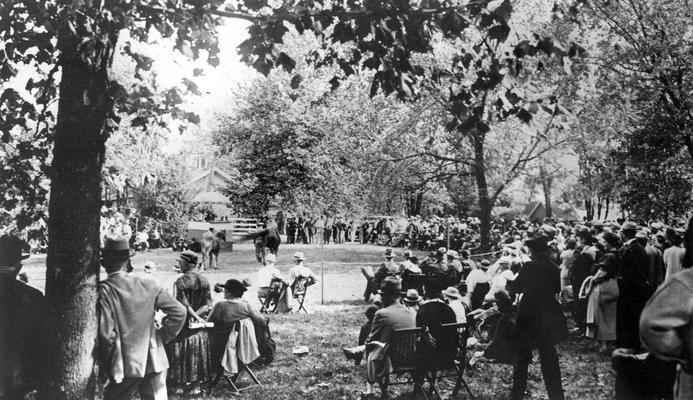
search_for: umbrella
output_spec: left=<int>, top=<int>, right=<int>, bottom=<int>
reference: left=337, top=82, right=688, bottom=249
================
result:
left=192, top=191, right=229, bottom=204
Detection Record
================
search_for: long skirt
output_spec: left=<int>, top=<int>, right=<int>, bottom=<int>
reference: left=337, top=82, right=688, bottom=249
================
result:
left=586, top=278, right=619, bottom=341
left=166, top=329, right=212, bottom=385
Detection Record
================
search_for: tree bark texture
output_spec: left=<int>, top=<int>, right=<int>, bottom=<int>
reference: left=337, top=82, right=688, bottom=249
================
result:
left=472, top=132, right=492, bottom=252
left=540, top=166, right=552, bottom=219
left=39, top=30, right=112, bottom=400
left=585, top=198, right=594, bottom=221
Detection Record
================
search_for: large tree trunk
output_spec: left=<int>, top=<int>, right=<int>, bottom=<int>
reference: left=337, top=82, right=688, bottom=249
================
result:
left=540, top=166, right=552, bottom=219
left=585, top=198, right=594, bottom=221
left=39, top=29, right=113, bottom=400
left=471, top=132, right=492, bottom=252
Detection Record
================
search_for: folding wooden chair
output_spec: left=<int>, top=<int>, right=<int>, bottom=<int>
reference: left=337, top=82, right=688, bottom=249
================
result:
left=291, top=276, right=311, bottom=313
left=208, top=321, right=263, bottom=394
left=259, top=278, right=284, bottom=314
left=422, top=322, right=476, bottom=400
left=377, top=327, right=428, bottom=400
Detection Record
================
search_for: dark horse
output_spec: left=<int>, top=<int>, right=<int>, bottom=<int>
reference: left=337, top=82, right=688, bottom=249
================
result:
left=253, top=227, right=281, bottom=264
left=202, top=229, right=226, bottom=270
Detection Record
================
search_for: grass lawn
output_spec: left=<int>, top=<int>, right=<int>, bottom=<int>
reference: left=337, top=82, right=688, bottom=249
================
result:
left=20, top=243, right=615, bottom=399
left=171, top=305, right=614, bottom=400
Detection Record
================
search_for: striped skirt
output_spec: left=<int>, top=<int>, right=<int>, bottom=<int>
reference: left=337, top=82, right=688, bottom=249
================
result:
left=166, top=329, right=212, bottom=385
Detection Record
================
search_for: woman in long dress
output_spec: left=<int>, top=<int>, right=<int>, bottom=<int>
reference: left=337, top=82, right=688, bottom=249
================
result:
left=166, top=251, right=213, bottom=395
left=585, top=231, right=620, bottom=352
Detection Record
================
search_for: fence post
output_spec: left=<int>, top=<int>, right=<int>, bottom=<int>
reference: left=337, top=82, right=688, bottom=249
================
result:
left=321, top=239, right=324, bottom=305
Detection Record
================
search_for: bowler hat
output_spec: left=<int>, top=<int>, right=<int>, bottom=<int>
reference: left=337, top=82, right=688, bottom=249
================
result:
left=101, top=236, right=135, bottom=261
left=378, top=276, right=402, bottom=296
left=480, top=259, right=491, bottom=269
left=0, top=235, right=30, bottom=268
left=292, top=251, right=306, bottom=261
left=177, top=250, right=198, bottom=264
left=384, top=248, right=395, bottom=258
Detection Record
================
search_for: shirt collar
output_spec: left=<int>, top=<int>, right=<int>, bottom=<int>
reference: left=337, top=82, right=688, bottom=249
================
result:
left=107, top=270, right=126, bottom=277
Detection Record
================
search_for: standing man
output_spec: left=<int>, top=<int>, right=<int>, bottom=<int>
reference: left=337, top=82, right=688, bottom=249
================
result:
left=617, top=221, right=654, bottom=350
left=97, top=237, right=186, bottom=400
left=0, top=235, right=44, bottom=400
left=508, top=232, right=567, bottom=400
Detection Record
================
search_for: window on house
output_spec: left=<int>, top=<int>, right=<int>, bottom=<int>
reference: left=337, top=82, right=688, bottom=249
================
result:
left=197, top=157, right=208, bottom=169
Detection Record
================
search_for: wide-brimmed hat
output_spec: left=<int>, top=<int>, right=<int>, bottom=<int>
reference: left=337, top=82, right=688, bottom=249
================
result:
left=621, top=221, right=638, bottom=231
left=378, top=276, right=402, bottom=296
left=220, top=279, right=247, bottom=294
left=265, top=253, right=277, bottom=263
left=442, top=286, right=461, bottom=299
left=292, top=251, right=306, bottom=261
left=384, top=248, right=395, bottom=258
left=525, top=230, right=551, bottom=250
left=0, top=235, right=30, bottom=268
left=177, top=250, right=198, bottom=264
left=479, top=259, right=491, bottom=269
left=403, top=250, right=413, bottom=258
left=403, top=289, right=421, bottom=303
left=446, top=250, right=459, bottom=259
left=101, top=236, right=135, bottom=261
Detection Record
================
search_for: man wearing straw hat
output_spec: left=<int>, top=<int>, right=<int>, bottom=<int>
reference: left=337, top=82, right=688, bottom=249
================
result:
left=0, top=234, right=43, bottom=400
left=97, top=236, right=186, bottom=400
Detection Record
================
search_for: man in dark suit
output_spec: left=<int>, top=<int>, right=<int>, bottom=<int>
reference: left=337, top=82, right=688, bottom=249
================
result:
left=97, top=237, right=186, bottom=400
left=508, top=230, right=567, bottom=400
left=0, top=235, right=44, bottom=400
left=344, top=277, right=415, bottom=398
left=617, top=221, right=654, bottom=350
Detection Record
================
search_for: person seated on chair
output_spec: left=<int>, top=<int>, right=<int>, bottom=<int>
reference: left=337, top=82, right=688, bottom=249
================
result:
left=442, top=286, right=467, bottom=324
left=402, top=289, right=422, bottom=311
left=256, top=254, right=291, bottom=313
left=466, top=259, right=492, bottom=310
left=416, top=279, right=458, bottom=373
left=343, top=277, right=416, bottom=398
left=207, top=279, right=267, bottom=378
left=289, top=251, right=317, bottom=289
left=471, top=290, right=517, bottom=366
left=373, top=248, right=400, bottom=293
left=343, top=305, right=381, bottom=366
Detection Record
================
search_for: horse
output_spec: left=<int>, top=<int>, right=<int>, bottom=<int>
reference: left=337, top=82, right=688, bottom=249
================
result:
left=201, top=229, right=226, bottom=270
left=253, top=227, right=281, bottom=264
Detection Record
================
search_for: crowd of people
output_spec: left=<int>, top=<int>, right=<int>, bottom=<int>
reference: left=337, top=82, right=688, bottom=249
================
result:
left=4, top=213, right=693, bottom=400
left=349, top=216, right=693, bottom=400
left=278, top=212, right=489, bottom=252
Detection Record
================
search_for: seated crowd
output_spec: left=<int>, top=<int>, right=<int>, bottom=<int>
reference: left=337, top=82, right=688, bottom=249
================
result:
left=3, top=213, right=693, bottom=400
left=351, top=216, right=693, bottom=400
